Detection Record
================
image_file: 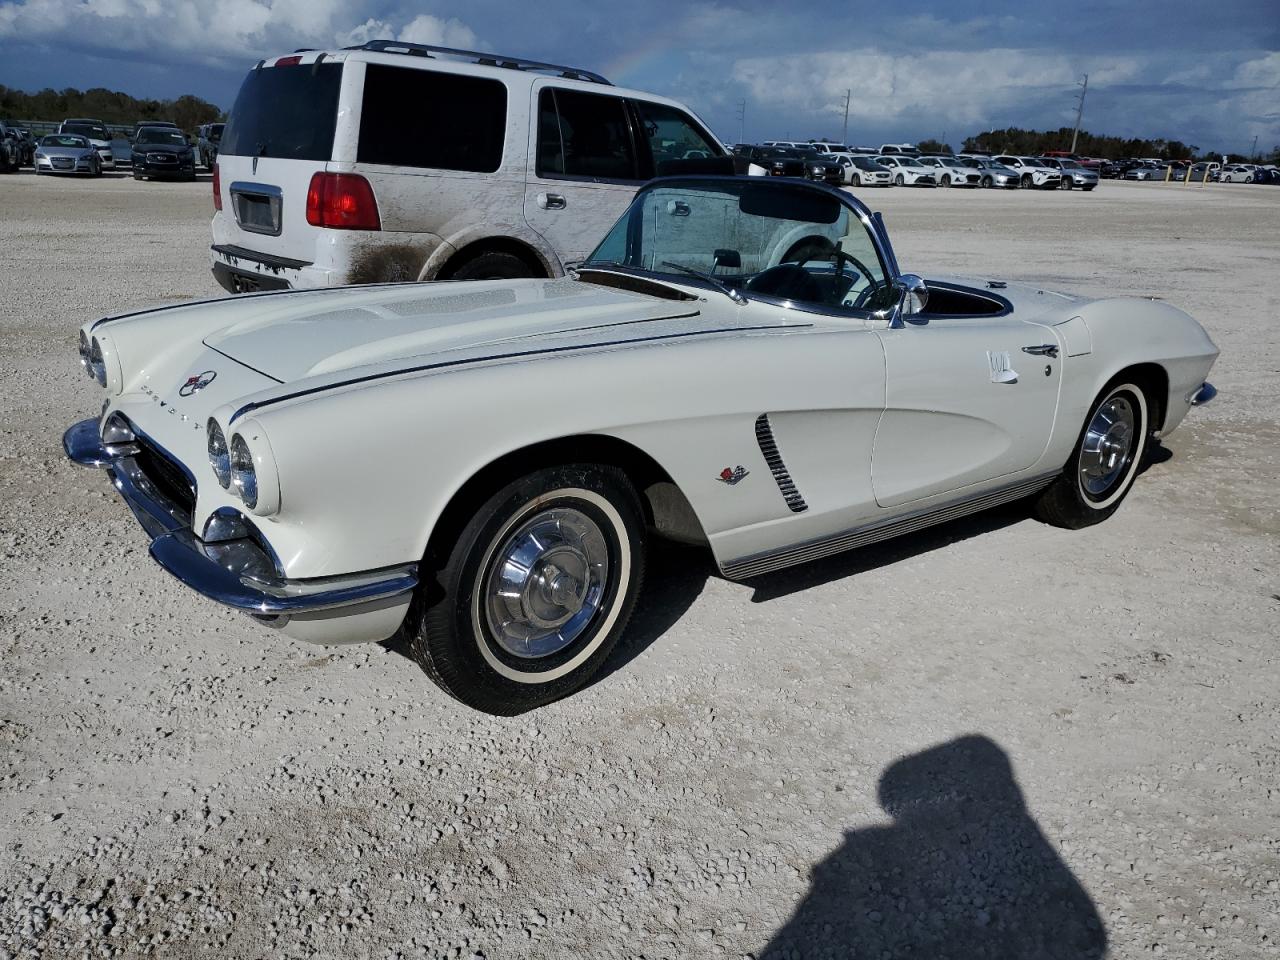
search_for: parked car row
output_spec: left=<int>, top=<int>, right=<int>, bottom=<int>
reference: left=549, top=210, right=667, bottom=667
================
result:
left=0, top=116, right=211, bottom=180
left=734, top=144, right=1093, bottom=190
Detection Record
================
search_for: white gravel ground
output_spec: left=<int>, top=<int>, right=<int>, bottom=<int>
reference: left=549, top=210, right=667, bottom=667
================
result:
left=1, top=171, right=1277, bottom=960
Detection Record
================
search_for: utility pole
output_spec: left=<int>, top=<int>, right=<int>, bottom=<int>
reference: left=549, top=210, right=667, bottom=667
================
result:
left=1251, top=135, right=1258, bottom=161
left=840, top=89, right=850, bottom=146
left=1070, top=73, right=1088, bottom=154
left=735, top=99, right=746, bottom=145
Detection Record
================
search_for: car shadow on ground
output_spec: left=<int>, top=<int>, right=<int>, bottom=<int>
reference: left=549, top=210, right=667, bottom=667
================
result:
left=759, top=735, right=1107, bottom=959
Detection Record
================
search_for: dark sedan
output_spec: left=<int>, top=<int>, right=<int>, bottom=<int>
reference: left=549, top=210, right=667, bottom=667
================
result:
left=742, top=146, right=807, bottom=177
left=131, top=127, right=196, bottom=181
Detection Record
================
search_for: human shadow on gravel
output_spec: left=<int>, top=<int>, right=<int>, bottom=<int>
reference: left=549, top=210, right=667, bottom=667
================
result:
left=760, top=735, right=1107, bottom=960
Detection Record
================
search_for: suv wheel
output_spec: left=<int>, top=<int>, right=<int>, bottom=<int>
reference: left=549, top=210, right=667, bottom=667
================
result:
left=447, top=250, right=538, bottom=282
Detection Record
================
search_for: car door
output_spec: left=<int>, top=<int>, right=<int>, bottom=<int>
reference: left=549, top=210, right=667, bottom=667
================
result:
left=871, top=308, right=1063, bottom=508
left=524, top=84, right=646, bottom=267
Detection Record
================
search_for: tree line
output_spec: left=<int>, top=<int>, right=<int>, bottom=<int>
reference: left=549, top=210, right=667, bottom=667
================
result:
left=0, top=85, right=223, bottom=130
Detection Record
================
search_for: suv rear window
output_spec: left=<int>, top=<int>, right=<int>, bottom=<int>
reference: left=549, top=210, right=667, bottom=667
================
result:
left=221, top=62, right=342, bottom=161
left=358, top=65, right=507, bottom=172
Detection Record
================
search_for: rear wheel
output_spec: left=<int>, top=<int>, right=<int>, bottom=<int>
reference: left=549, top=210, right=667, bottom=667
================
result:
left=447, top=250, right=538, bottom=281
left=1034, top=379, right=1150, bottom=529
left=401, top=464, right=646, bottom=714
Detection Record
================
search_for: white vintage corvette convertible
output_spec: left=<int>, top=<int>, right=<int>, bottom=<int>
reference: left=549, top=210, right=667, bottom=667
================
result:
left=66, top=177, right=1218, bottom=713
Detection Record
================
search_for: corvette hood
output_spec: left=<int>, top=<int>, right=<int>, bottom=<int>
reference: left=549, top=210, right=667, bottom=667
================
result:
left=203, top=278, right=705, bottom=382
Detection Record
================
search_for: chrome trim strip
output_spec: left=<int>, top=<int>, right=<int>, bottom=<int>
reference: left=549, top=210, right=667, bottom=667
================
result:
left=63, top=418, right=419, bottom=616
left=228, top=322, right=811, bottom=424
left=720, top=471, right=1058, bottom=580
left=754, top=414, right=808, bottom=513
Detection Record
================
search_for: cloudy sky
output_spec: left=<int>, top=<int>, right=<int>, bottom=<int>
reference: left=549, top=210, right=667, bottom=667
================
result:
left=1, top=0, right=1276, bottom=154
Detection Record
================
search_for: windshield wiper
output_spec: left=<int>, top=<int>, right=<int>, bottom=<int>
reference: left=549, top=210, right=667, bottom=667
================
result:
left=659, top=261, right=746, bottom=304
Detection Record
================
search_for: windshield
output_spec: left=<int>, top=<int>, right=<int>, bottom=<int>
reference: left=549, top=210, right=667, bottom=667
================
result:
left=852, top=157, right=882, bottom=170
left=63, top=122, right=107, bottom=140
left=583, top=179, right=894, bottom=313
left=137, top=129, right=187, bottom=145
left=1058, top=160, right=1082, bottom=169
left=42, top=135, right=87, bottom=148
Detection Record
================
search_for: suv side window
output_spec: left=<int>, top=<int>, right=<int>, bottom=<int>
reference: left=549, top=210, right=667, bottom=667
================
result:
left=536, top=88, right=638, bottom=181
left=632, top=100, right=721, bottom=176
left=358, top=65, right=507, bottom=172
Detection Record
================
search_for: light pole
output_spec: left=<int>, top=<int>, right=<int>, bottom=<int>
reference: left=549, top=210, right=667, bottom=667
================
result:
left=1070, top=74, right=1088, bottom=154
left=840, top=89, right=850, bottom=146
left=735, top=100, right=746, bottom=145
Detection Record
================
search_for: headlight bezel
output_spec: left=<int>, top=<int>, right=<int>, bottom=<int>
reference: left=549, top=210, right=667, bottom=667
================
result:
left=88, top=336, right=106, bottom=386
left=229, top=433, right=258, bottom=509
left=207, top=418, right=231, bottom=489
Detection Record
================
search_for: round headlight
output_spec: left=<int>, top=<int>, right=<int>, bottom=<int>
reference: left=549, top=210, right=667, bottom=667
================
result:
left=88, top=337, right=106, bottom=386
left=229, top=433, right=257, bottom=509
left=207, top=419, right=231, bottom=488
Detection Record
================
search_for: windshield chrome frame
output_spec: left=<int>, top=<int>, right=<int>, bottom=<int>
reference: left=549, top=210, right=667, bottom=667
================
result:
left=580, top=175, right=904, bottom=320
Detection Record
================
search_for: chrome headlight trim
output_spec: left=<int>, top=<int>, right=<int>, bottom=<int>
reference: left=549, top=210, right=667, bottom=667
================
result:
left=228, top=419, right=281, bottom=517
left=78, top=330, right=93, bottom=378
left=207, top=418, right=231, bottom=488
left=229, top=433, right=257, bottom=509
left=88, top=336, right=106, bottom=386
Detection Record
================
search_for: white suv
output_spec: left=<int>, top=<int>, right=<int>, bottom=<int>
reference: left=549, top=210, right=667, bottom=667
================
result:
left=993, top=155, right=1062, bottom=189
left=210, top=41, right=726, bottom=292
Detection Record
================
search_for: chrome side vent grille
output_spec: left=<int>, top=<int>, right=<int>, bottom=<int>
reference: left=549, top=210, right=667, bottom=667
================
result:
left=755, top=414, right=807, bottom=513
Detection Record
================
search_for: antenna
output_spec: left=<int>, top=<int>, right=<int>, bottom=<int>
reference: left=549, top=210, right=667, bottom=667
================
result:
left=1070, top=74, right=1088, bottom=154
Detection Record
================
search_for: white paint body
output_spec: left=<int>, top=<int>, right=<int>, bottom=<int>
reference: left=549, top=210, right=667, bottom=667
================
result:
left=84, top=237, right=1218, bottom=646
left=993, top=156, right=1063, bottom=188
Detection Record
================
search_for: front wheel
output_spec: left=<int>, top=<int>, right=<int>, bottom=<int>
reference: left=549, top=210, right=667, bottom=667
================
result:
left=1061, top=178, right=1072, bottom=190
left=941, top=174, right=951, bottom=187
left=1034, top=379, right=1150, bottom=529
left=1021, top=173, right=1033, bottom=188
left=851, top=173, right=861, bottom=186
left=981, top=175, right=993, bottom=188
left=894, top=173, right=905, bottom=186
left=401, top=464, right=646, bottom=714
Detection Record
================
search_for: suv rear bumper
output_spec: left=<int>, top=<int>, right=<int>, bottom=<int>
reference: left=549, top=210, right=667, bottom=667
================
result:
left=210, top=244, right=328, bottom=292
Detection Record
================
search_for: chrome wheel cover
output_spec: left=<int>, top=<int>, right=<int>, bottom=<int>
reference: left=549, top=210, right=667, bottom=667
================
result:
left=1080, top=395, right=1135, bottom=497
left=483, top=507, right=610, bottom=659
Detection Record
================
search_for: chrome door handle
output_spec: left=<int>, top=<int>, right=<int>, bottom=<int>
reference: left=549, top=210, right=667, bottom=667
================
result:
left=1022, top=344, right=1058, bottom=358
left=537, top=192, right=566, bottom=210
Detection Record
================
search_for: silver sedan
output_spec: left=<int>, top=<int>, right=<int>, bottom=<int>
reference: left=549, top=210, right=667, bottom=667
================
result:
left=34, top=135, right=102, bottom=176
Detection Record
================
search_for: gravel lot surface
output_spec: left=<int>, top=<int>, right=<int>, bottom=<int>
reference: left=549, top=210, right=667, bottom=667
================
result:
left=1, top=171, right=1277, bottom=960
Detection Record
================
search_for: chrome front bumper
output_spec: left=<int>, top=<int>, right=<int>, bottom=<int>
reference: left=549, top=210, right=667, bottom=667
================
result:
left=63, top=418, right=418, bottom=617
left=1189, top=382, right=1216, bottom=406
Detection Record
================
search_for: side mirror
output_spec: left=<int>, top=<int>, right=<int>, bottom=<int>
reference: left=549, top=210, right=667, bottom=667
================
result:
left=883, top=274, right=928, bottom=328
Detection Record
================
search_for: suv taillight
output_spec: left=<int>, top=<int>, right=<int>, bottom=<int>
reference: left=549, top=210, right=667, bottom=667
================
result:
left=212, top=163, right=222, bottom=211
left=306, top=173, right=381, bottom=230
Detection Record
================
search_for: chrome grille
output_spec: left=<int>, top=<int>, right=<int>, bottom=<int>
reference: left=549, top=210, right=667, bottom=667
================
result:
left=132, top=435, right=195, bottom=521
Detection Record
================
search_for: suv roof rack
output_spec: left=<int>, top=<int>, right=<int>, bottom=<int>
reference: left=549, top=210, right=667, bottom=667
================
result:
left=346, top=39, right=611, bottom=85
